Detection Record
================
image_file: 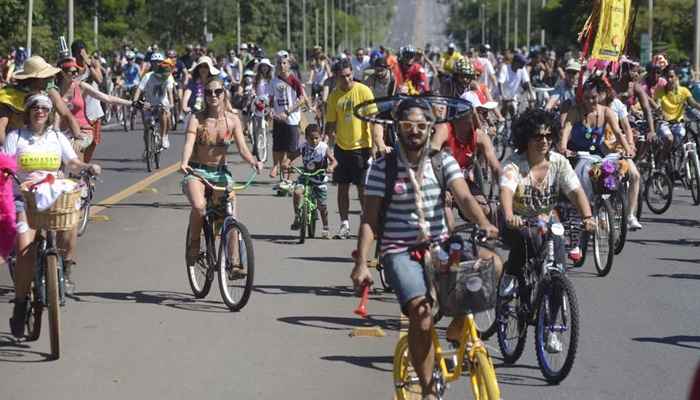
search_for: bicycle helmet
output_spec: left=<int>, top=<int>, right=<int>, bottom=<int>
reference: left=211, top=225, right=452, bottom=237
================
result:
left=150, top=52, right=165, bottom=62
left=135, top=52, right=145, bottom=61
left=125, top=51, right=135, bottom=60
left=399, top=45, right=417, bottom=62
left=453, top=57, right=475, bottom=77
left=166, top=49, right=177, bottom=58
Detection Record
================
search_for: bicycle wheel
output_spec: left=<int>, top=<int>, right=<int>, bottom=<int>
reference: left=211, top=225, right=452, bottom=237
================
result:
left=534, top=273, right=580, bottom=384
left=77, top=196, right=91, bottom=237
left=45, top=254, right=61, bottom=360
left=130, top=110, right=136, bottom=131
left=644, top=171, right=673, bottom=214
left=593, top=199, right=615, bottom=277
left=153, top=132, right=161, bottom=170
left=688, top=154, right=700, bottom=205
left=145, top=129, right=153, bottom=172
left=308, top=207, right=318, bottom=239
left=24, top=282, right=42, bottom=342
left=217, top=219, right=255, bottom=311
left=185, top=222, right=214, bottom=298
left=610, top=191, right=627, bottom=255
left=473, top=350, right=501, bottom=400
left=474, top=308, right=497, bottom=340
left=393, top=335, right=422, bottom=400
left=496, top=274, right=527, bottom=363
left=122, top=106, right=129, bottom=132
left=298, top=201, right=307, bottom=244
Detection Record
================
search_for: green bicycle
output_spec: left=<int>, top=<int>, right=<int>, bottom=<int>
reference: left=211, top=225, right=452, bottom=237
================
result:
left=291, top=166, right=326, bottom=244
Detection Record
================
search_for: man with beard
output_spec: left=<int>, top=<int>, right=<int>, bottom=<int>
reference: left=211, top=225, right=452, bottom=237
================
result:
left=352, top=97, right=498, bottom=399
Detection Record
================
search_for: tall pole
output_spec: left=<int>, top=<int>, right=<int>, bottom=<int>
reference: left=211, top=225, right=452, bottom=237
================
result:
left=514, top=0, right=519, bottom=50
left=481, top=3, right=486, bottom=45
left=498, top=0, right=502, bottom=50
left=324, top=0, right=328, bottom=53
left=303, top=0, right=307, bottom=65
left=67, top=0, right=74, bottom=46
left=648, top=0, right=653, bottom=56
left=237, top=1, right=241, bottom=52
left=540, top=0, right=545, bottom=47
left=331, top=0, right=336, bottom=53
left=286, top=0, right=291, bottom=50
left=695, top=0, right=700, bottom=77
left=526, top=0, right=530, bottom=51
left=203, top=0, right=208, bottom=44
left=505, top=0, right=510, bottom=50
left=94, top=0, right=99, bottom=50
left=27, top=0, right=34, bottom=56
left=315, top=7, right=319, bottom=46
left=344, top=0, right=348, bottom=50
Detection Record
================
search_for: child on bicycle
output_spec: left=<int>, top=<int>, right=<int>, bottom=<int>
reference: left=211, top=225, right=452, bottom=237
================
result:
left=290, top=124, right=336, bottom=239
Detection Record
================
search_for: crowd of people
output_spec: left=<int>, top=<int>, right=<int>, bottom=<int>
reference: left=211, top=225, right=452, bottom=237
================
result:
left=2, top=35, right=700, bottom=399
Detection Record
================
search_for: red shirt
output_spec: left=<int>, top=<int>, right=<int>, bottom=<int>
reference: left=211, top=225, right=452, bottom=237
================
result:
left=392, top=62, right=430, bottom=94
left=445, top=123, right=477, bottom=170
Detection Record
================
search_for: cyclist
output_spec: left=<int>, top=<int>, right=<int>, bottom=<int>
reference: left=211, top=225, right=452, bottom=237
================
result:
left=545, top=58, right=580, bottom=113
left=498, top=52, right=535, bottom=118
left=121, top=51, right=141, bottom=108
left=226, top=49, right=243, bottom=95
left=476, top=44, right=498, bottom=94
left=290, top=124, right=337, bottom=239
left=392, top=46, right=430, bottom=95
left=499, top=109, right=595, bottom=353
left=182, top=56, right=220, bottom=117
left=364, top=57, right=396, bottom=98
left=352, top=97, right=498, bottom=399
left=351, top=47, right=371, bottom=81
left=132, top=53, right=175, bottom=150
left=3, top=93, right=101, bottom=337
left=307, top=47, right=332, bottom=101
left=438, top=42, right=462, bottom=88
left=654, top=66, right=700, bottom=163
left=180, top=77, right=262, bottom=269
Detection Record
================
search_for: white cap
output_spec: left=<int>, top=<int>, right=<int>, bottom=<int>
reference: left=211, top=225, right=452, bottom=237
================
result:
left=460, top=91, right=497, bottom=110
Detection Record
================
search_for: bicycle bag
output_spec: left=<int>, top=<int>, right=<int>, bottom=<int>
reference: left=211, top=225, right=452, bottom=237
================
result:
left=435, top=257, right=497, bottom=316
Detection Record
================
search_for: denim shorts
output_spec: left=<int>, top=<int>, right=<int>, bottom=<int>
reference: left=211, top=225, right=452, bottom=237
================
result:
left=382, top=251, right=429, bottom=313
left=657, top=121, right=686, bottom=141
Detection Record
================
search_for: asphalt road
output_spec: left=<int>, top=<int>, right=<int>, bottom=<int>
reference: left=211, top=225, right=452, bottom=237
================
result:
left=2, top=2, right=700, bottom=398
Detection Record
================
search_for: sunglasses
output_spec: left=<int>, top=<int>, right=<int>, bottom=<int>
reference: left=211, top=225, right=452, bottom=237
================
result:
left=30, top=105, right=51, bottom=113
left=63, top=68, right=79, bottom=75
left=205, top=88, right=225, bottom=97
left=531, top=134, right=553, bottom=142
left=399, top=121, right=430, bottom=132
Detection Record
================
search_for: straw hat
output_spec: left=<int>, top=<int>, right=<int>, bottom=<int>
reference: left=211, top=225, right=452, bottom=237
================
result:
left=189, top=55, right=220, bottom=75
left=13, top=56, right=61, bottom=80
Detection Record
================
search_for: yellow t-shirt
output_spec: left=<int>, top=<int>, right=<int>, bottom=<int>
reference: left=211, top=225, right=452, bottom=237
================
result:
left=655, top=86, right=691, bottom=122
left=440, top=52, right=462, bottom=74
left=325, top=83, right=375, bottom=151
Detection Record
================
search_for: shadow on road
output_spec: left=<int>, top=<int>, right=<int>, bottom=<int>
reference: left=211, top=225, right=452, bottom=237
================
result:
left=251, top=233, right=302, bottom=244
left=0, top=334, right=52, bottom=363
left=642, top=217, right=700, bottom=228
left=321, top=354, right=393, bottom=372
left=649, top=272, right=700, bottom=280
left=628, top=238, right=700, bottom=247
left=97, top=202, right=190, bottom=211
left=253, top=284, right=398, bottom=305
left=70, top=290, right=230, bottom=313
left=92, top=157, right=142, bottom=163
left=278, top=314, right=400, bottom=332
left=101, top=166, right=148, bottom=173
left=632, top=335, right=700, bottom=350
left=655, top=257, right=700, bottom=265
left=288, top=256, right=353, bottom=263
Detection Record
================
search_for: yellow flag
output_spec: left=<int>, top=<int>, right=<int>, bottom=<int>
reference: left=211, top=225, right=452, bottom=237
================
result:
left=591, top=0, right=632, bottom=62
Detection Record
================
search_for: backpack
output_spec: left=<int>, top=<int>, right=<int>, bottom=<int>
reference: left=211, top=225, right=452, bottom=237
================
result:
left=377, top=149, right=448, bottom=238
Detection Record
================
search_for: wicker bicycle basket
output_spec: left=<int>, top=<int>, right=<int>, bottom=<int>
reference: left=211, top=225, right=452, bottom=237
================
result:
left=435, top=257, right=497, bottom=317
left=21, top=180, right=82, bottom=231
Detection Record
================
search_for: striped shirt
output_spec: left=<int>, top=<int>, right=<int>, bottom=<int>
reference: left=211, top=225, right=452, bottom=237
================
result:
left=365, top=152, right=462, bottom=254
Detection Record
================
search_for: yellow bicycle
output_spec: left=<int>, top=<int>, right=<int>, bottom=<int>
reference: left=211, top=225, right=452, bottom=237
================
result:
left=392, top=225, right=500, bottom=400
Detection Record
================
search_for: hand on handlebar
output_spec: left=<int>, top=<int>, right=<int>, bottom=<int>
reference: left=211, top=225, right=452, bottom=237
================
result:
left=583, top=217, right=597, bottom=233
left=253, top=161, right=264, bottom=174
left=505, top=214, right=524, bottom=229
left=88, top=164, right=102, bottom=176
left=180, top=163, right=192, bottom=175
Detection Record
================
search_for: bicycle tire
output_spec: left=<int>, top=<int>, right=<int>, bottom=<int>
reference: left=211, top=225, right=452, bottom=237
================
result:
left=77, top=200, right=90, bottom=237
left=644, top=171, right=673, bottom=214
left=217, top=220, right=255, bottom=311
left=496, top=275, right=527, bottom=364
left=46, top=254, right=61, bottom=360
left=185, top=223, right=214, bottom=298
left=298, top=202, right=307, bottom=244
left=257, top=125, right=268, bottom=163
left=130, top=110, right=135, bottom=131
left=393, top=335, right=421, bottom=400
left=154, top=132, right=161, bottom=170
left=475, top=308, right=498, bottom=340
left=474, top=350, right=501, bottom=400
left=122, top=106, right=129, bottom=132
left=611, top=191, right=627, bottom=255
left=145, top=129, right=153, bottom=172
left=593, top=198, right=615, bottom=277
left=308, top=207, right=317, bottom=239
left=688, top=154, right=700, bottom=205
left=24, top=282, right=42, bottom=342
left=534, top=273, right=580, bottom=384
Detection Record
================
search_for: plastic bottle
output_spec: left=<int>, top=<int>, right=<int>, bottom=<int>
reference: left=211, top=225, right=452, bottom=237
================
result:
left=436, top=247, right=449, bottom=272
left=448, top=242, right=462, bottom=266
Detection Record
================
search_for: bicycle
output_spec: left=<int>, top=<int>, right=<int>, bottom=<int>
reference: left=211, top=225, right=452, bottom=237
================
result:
left=184, top=169, right=257, bottom=311
left=123, top=86, right=138, bottom=132
left=249, top=96, right=269, bottom=163
left=665, top=117, right=700, bottom=205
left=290, top=166, right=325, bottom=244
left=142, top=103, right=166, bottom=172
left=3, top=168, right=80, bottom=360
left=76, top=170, right=98, bottom=237
left=496, top=219, right=581, bottom=384
left=393, top=225, right=501, bottom=400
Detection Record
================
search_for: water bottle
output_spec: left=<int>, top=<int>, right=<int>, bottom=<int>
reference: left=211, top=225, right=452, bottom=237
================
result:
left=436, top=247, right=449, bottom=272
left=448, top=241, right=462, bottom=267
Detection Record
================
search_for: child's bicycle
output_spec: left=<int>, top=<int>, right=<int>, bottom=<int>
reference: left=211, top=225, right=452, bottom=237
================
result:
left=290, top=166, right=325, bottom=244
left=393, top=225, right=500, bottom=400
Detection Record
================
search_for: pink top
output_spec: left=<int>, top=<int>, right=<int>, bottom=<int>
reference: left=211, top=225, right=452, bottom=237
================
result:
left=62, top=81, right=91, bottom=128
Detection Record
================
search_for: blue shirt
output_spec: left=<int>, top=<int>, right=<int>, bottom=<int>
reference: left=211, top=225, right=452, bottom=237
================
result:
left=122, top=64, right=141, bottom=88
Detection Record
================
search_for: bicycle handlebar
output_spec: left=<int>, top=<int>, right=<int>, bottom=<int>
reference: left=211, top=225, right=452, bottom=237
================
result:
left=1, top=168, right=21, bottom=185
left=289, top=166, right=327, bottom=177
left=185, top=168, right=257, bottom=192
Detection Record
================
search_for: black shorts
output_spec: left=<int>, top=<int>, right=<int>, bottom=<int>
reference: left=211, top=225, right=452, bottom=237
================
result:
left=333, top=146, right=371, bottom=186
left=272, top=121, right=300, bottom=153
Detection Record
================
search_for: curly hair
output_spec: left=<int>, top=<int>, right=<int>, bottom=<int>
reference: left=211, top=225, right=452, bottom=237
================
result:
left=512, top=109, right=560, bottom=153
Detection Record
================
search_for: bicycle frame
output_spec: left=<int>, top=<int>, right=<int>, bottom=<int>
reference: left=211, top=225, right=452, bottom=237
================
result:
left=34, top=230, right=66, bottom=307
left=431, top=314, right=491, bottom=384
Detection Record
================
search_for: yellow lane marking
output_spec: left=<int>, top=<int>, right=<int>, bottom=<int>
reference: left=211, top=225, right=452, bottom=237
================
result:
left=89, top=215, right=111, bottom=222
left=349, top=327, right=386, bottom=337
left=90, top=162, right=180, bottom=216
left=138, top=187, right=159, bottom=194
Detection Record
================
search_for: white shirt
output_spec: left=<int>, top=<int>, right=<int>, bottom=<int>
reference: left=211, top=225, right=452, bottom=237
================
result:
left=2, top=128, right=77, bottom=183
left=477, top=56, right=496, bottom=90
left=498, top=64, right=530, bottom=100
left=351, top=56, right=371, bottom=81
left=138, top=72, right=175, bottom=107
left=270, top=77, right=302, bottom=126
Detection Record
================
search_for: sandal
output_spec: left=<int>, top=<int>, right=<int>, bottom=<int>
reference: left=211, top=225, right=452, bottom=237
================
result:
left=187, top=239, right=201, bottom=266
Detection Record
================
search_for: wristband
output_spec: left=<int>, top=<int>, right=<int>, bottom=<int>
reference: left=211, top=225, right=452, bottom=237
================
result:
left=582, top=216, right=593, bottom=220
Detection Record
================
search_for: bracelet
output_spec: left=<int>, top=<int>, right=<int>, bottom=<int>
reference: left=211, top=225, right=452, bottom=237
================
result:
left=582, top=216, right=593, bottom=220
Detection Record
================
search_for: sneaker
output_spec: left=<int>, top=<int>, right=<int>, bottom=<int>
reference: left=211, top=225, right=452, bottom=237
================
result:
left=627, top=215, right=643, bottom=230
left=9, top=298, right=28, bottom=338
left=321, top=228, right=331, bottom=239
left=63, top=260, right=76, bottom=295
left=545, top=332, right=563, bottom=354
left=334, top=224, right=350, bottom=239
left=161, top=136, right=170, bottom=149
